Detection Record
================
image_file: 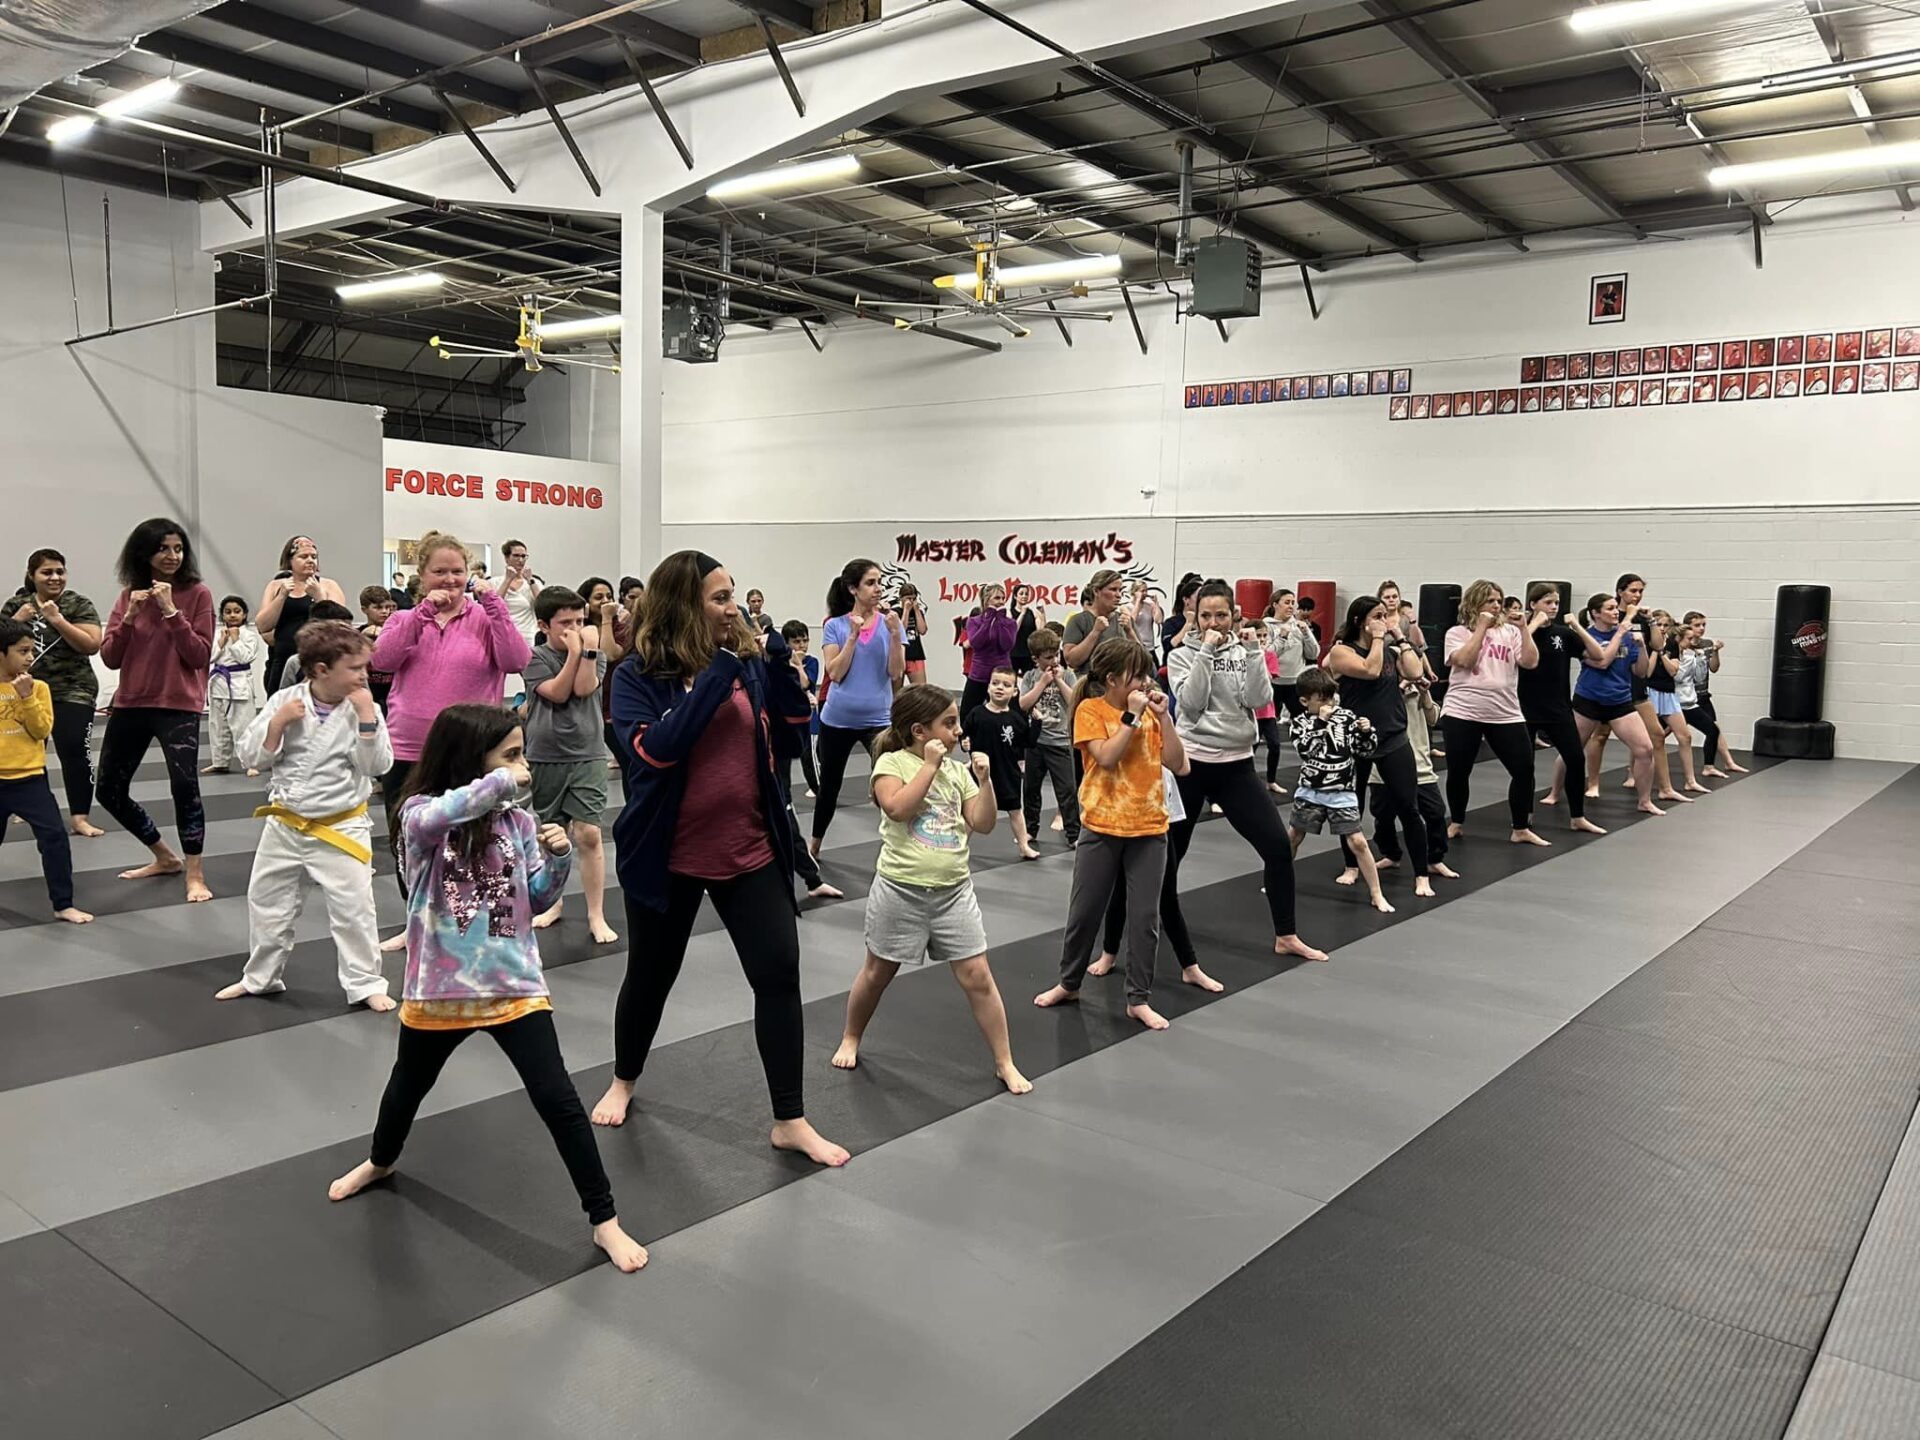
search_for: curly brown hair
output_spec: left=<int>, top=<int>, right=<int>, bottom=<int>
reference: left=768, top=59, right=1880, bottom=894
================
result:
left=633, top=550, right=757, bottom=679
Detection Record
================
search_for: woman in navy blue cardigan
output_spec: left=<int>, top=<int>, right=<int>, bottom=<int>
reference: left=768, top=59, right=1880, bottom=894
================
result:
left=594, top=550, right=848, bottom=1168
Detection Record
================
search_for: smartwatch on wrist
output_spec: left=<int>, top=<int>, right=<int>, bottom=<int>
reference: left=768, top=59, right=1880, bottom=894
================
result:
left=1120, top=710, right=1140, bottom=728
left=582, top=649, right=600, bottom=660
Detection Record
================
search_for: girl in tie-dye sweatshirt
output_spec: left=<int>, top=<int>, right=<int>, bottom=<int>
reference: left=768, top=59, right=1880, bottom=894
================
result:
left=327, top=703, right=648, bottom=1274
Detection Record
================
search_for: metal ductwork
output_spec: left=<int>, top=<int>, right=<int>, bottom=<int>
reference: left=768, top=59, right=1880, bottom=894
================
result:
left=0, top=0, right=221, bottom=109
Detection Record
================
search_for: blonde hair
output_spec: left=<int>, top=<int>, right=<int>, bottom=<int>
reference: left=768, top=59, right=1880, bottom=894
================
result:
left=1459, top=579, right=1505, bottom=625
left=416, top=530, right=471, bottom=570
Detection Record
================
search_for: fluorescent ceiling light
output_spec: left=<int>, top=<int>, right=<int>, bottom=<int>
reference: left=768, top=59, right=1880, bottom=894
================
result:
left=336, top=271, right=446, bottom=301
left=48, top=76, right=180, bottom=144
left=936, top=254, right=1123, bottom=289
left=707, top=154, right=860, bottom=201
left=536, top=313, right=623, bottom=340
left=1708, top=139, right=1920, bottom=188
left=1568, top=0, right=1773, bottom=36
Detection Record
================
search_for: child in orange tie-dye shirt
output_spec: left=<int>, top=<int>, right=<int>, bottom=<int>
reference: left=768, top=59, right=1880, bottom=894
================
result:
left=1034, top=636, right=1188, bottom=1031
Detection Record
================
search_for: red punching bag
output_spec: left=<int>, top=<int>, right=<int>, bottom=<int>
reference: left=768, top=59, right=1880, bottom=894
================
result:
left=1295, top=579, right=1335, bottom=652
left=1236, top=578, right=1273, bottom=621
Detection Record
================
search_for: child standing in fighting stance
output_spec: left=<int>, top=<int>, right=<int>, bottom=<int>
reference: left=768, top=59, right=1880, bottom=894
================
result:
left=204, top=596, right=264, bottom=775
left=1288, top=666, right=1393, bottom=914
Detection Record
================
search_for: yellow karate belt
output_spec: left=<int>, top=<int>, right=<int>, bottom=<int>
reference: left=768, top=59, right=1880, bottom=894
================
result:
left=253, top=801, right=373, bottom=864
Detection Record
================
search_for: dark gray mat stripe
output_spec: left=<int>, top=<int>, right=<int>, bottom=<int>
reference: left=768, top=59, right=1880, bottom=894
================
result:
left=0, top=758, right=1773, bottom=1439
left=1016, top=762, right=1917, bottom=1440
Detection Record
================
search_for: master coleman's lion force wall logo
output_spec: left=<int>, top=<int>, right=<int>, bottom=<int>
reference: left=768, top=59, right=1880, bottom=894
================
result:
left=1789, top=621, right=1828, bottom=659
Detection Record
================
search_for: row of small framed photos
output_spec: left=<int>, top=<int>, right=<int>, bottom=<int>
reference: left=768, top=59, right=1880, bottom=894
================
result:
left=1184, top=368, right=1415, bottom=408
left=1522, top=326, right=1919, bottom=383
left=1389, top=361, right=1918, bottom=419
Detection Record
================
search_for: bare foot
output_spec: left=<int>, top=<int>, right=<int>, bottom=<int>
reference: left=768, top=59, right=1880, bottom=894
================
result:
left=1684, top=782, right=1711, bottom=794
left=54, top=907, right=94, bottom=924
left=328, top=1160, right=393, bottom=1201
left=184, top=876, right=213, bottom=904
left=246, top=768, right=260, bottom=778
left=1428, top=862, right=1460, bottom=879
left=200, top=764, right=229, bottom=775
left=1657, top=789, right=1694, bottom=804
left=1447, top=822, right=1466, bottom=839
left=1725, top=759, right=1750, bottom=774
left=68, top=817, right=105, bottom=838
left=1511, top=829, right=1551, bottom=848
left=806, top=882, right=844, bottom=901
left=771, top=1117, right=850, bottom=1167
left=593, top=1218, right=649, bottom=1272
left=1414, top=877, right=1436, bottom=898
left=997, top=1063, right=1034, bottom=1095
left=1086, top=953, right=1115, bottom=977
left=588, top=919, right=620, bottom=943
left=1181, top=963, right=1225, bottom=993
left=379, top=931, right=408, bottom=953
left=1050, top=815, right=1064, bottom=831
left=1702, top=767, right=1728, bottom=779
left=1637, top=800, right=1668, bottom=816
left=1034, top=984, right=1080, bottom=1008
left=1583, top=788, right=1600, bottom=800
left=807, top=836, right=822, bottom=861
left=1019, top=846, right=1041, bottom=861
left=592, top=1078, right=635, bottom=1127
left=1541, top=792, right=1560, bottom=807
left=213, top=981, right=255, bottom=1000
left=1622, top=776, right=1636, bottom=790
left=831, top=1036, right=860, bottom=1070
left=1127, top=1003, right=1171, bottom=1030
left=1276, top=934, right=1329, bottom=963
left=1370, top=894, right=1396, bottom=914
left=1375, top=857, right=1398, bottom=871
left=1268, top=781, right=1286, bottom=794
left=119, top=857, right=183, bottom=881
left=1571, top=817, right=1607, bottom=835
left=1335, top=868, right=1359, bottom=886
left=362, top=993, right=398, bottom=1012
left=532, top=902, right=562, bottom=930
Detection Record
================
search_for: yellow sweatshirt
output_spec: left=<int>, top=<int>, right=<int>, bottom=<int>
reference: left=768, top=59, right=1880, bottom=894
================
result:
left=0, top=678, right=54, bottom=780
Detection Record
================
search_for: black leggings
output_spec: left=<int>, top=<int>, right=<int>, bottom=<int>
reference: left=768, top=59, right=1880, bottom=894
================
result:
left=369, top=1010, right=615, bottom=1225
left=616, top=862, right=805, bottom=1119
left=960, top=677, right=990, bottom=718
left=1528, top=714, right=1587, bottom=819
left=810, top=724, right=881, bottom=842
left=1685, top=702, right=1720, bottom=765
left=1372, top=779, right=1448, bottom=868
left=51, top=700, right=96, bottom=818
left=0, top=774, right=75, bottom=911
left=1106, top=757, right=1299, bottom=949
left=1439, top=716, right=1535, bottom=830
left=1342, top=741, right=1430, bottom=874
left=380, top=760, right=416, bottom=899
left=95, top=707, right=203, bottom=854
left=1260, top=715, right=1287, bottom=784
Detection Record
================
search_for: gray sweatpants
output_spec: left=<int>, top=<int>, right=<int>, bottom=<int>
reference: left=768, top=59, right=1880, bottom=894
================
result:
left=1058, top=830, right=1167, bottom=1006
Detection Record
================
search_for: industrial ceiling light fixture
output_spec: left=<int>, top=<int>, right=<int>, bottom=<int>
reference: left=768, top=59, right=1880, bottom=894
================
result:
left=47, top=77, right=181, bottom=144
left=934, top=254, right=1123, bottom=289
left=336, top=271, right=446, bottom=301
left=864, top=235, right=1118, bottom=340
left=1709, top=138, right=1920, bottom=187
left=1568, top=0, right=1775, bottom=35
left=431, top=296, right=622, bottom=374
left=707, top=153, right=860, bottom=201
left=536, top=313, right=623, bottom=341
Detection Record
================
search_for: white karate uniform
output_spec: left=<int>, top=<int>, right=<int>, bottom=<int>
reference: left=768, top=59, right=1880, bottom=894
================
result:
left=235, top=684, right=395, bottom=1004
left=207, top=626, right=266, bottom=769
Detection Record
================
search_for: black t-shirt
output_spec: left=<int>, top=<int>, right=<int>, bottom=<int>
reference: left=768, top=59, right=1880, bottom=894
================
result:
left=964, top=703, right=1032, bottom=804
left=1333, top=637, right=1408, bottom=751
left=1518, top=619, right=1584, bottom=721
left=1011, top=608, right=1038, bottom=673
left=1647, top=636, right=1678, bottom=693
left=1627, top=614, right=1653, bottom=701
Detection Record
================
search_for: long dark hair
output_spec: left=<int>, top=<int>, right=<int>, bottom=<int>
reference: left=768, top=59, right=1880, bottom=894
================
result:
left=826, top=557, right=878, bottom=619
left=1336, top=593, right=1385, bottom=651
left=116, top=518, right=200, bottom=590
left=394, top=703, right=523, bottom=878
left=24, top=548, right=65, bottom=594
left=634, top=550, right=753, bottom=680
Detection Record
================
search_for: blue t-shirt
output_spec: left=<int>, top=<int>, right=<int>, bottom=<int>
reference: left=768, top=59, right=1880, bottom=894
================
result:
left=1574, top=625, right=1639, bottom=705
left=819, top=613, right=894, bottom=729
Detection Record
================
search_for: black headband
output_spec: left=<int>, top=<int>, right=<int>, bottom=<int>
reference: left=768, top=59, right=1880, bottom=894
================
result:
left=694, top=551, right=722, bottom=578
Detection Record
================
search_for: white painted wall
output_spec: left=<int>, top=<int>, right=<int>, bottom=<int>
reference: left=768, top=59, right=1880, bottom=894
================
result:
left=382, top=439, right=620, bottom=590
left=1, top=163, right=383, bottom=612
left=507, top=366, right=620, bottom=466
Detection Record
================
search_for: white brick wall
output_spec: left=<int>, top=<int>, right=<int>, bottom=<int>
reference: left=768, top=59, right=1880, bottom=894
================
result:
left=1173, top=504, right=1920, bottom=763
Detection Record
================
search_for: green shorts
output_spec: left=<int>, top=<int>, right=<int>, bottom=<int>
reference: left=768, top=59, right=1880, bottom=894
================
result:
left=530, top=759, right=609, bottom=825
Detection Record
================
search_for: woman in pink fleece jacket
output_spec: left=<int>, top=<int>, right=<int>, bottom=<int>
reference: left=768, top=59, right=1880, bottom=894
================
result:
left=370, top=531, right=531, bottom=922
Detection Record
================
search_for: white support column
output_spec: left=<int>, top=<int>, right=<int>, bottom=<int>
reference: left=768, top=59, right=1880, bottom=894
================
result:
left=621, top=204, right=664, bottom=578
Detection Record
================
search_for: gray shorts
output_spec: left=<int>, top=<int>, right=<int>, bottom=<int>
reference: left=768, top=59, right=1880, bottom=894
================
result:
left=531, top=759, right=609, bottom=825
left=864, top=874, right=988, bottom=965
left=1290, top=799, right=1363, bottom=837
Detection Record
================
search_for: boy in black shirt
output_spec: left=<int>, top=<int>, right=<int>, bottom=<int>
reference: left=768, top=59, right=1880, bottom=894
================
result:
left=964, top=667, right=1038, bottom=860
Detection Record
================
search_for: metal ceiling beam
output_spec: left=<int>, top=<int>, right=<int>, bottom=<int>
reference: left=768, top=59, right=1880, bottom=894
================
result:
left=198, top=4, right=525, bottom=114
left=523, top=65, right=601, bottom=196
left=945, top=90, right=1328, bottom=267
left=1805, top=0, right=1914, bottom=210
left=674, top=209, right=930, bottom=305
left=732, top=0, right=815, bottom=32
left=1358, top=0, right=1628, bottom=224
left=1207, top=34, right=1527, bottom=248
left=1484, top=68, right=1646, bottom=120
left=215, top=341, right=529, bottom=395
left=527, top=0, right=703, bottom=67
left=136, top=33, right=443, bottom=133
left=613, top=35, right=693, bottom=169
left=0, top=132, right=203, bottom=199
left=344, top=0, right=615, bottom=91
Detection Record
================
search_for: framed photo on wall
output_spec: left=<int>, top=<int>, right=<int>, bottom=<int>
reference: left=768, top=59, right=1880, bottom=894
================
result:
left=1520, top=387, right=1542, bottom=413
left=1749, top=370, right=1773, bottom=400
left=1892, top=360, right=1918, bottom=391
left=1589, top=272, right=1627, bottom=324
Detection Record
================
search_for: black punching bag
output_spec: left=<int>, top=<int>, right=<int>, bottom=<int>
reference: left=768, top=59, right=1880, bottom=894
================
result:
left=1753, top=584, right=1835, bottom=759
left=1417, top=582, right=1460, bottom=705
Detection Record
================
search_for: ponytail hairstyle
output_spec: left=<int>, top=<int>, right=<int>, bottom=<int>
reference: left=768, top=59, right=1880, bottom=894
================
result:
left=1337, top=593, right=1386, bottom=651
left=1458, top=579, right=1505, bottom=626
left=393, top=703, right=522, bottom=879
left=874, top=683, right=958, bottom=763
left=826, top=557, right=879, bottom=619
left=1583, top=593, right=1614, bottom=627
left=1193, top=578, right=1235, bottom=624
left=1068, top=634, right=1155, bottom=724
